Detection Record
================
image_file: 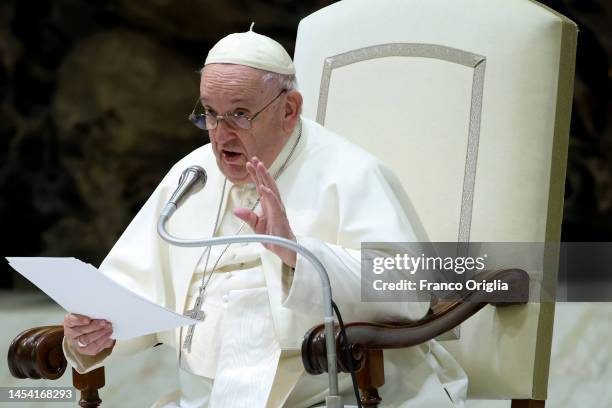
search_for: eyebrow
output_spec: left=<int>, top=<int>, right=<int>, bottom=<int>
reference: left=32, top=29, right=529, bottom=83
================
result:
left=199, top=96, right=254, bottom=105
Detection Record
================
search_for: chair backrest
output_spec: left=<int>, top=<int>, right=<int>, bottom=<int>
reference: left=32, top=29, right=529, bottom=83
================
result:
left=294, top=0, right=576, bottom=400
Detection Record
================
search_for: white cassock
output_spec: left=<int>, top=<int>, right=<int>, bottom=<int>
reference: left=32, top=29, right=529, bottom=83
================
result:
left=63, top=117, right=467, bottom=407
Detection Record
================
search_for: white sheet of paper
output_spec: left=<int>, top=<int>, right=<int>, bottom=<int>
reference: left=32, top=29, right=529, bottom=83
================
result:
left=6, top=257, right=200, bottom=340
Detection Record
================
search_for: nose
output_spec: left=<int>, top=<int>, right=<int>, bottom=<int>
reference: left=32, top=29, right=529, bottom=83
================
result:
left=210, top=119, right=236, bottom=144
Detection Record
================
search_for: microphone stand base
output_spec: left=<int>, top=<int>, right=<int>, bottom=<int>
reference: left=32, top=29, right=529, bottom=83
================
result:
left=319, top=406, right=357, bottom=408
left=324, top=396, right=346, bottom=408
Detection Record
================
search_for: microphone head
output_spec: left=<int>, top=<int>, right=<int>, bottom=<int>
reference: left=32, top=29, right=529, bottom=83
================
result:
left=170, top=166, right=207, bottom=207
left=179, top=165, right=207, bottom=187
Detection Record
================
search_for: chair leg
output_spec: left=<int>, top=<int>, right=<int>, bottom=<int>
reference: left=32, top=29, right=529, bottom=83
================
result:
left=72, top=367, right=105, bottom=407
left=511, top=400, right=545, bottom=408
left=356, top=349, right=385, bottom=408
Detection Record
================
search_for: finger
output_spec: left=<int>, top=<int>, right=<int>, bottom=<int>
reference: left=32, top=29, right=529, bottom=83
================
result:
left=252, top=157, right=266, bottom=187
left=79, top=330, right=114, bottom=356
left=261, top=185, right=285, bottom=217
left=66, top=319, right=108, bottom=338
left=249, top=158, right=268, bottom=199
left=234, top=208, right=259, bottom=232
left=256, top=171, right=280, bottom=224
left=255, top=160, right=269, bottom=190
left=246, top=161, right=258, bottom=185
left=64, top=326, right=83, bottom=341
left=254, top=178, right=264, bottom=202
left=65, top=323, right=95, bottom=340
left=234, top=207, right=257, bottom=227
left=258, top=183, right=273, bottom=220
left=76, top=329, right=108, bottom=349
left=64, top=313, right=91, bottom=328
left=250, top=158, right=275, bottom=219
left=76, top=328, right=113, bottom=350
left=78, top=325, right=113, bottom=346
left=257, top=161, right=281, bottom=198
left=247, top=160, right=265, bottom=201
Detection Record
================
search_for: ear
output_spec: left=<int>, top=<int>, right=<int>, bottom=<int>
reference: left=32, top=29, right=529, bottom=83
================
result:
left=281, top=90, right=303, bottom=133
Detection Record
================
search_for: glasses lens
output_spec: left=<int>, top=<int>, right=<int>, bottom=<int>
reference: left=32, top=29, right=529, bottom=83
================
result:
left=204, top=114, right=217, bottom=130
left=230, top=116, right=251, bottom=130
left=189, top=113, right=210, bottom=130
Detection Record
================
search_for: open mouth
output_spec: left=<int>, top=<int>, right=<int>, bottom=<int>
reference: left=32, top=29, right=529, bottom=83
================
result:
left=222, top=150, right=243, bottom=163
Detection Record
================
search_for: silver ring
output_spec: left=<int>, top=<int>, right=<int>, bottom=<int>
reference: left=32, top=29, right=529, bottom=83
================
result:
left=77, top=339, right=87, bottom=347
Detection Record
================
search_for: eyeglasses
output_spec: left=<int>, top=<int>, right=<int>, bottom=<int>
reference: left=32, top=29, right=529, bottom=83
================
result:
left=189, top=89, right=287, bottom=131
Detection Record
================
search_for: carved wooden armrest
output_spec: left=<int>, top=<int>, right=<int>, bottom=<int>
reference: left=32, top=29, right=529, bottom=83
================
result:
left=8, top=325, right=105, bottom=407
left=302, top=268, right=529, bottom=375
left=8, top=325, right=67, bottom=380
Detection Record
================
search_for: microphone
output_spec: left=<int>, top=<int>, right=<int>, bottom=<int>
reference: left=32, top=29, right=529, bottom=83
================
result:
left=161, top=166, right=207, bottom=218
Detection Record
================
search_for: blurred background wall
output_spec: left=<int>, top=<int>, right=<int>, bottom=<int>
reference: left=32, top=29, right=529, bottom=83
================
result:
left=0, top=0, right=610, bottom=290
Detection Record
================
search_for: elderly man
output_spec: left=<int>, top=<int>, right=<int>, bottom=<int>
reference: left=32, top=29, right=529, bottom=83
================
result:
left=62, top=27, right=466, bottom=407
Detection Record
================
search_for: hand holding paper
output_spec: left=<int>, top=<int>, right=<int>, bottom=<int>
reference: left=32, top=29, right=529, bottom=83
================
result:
left=6, top=257, right=201, bottom=341
left=63, top=313, right=115, bottom=356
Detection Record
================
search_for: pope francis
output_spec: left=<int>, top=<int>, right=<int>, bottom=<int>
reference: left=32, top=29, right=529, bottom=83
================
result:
left=61, top=27, right=467, bottom=408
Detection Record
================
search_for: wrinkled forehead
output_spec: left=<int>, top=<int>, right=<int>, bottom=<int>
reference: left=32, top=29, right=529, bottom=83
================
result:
left=200, top=64, right=271, bottom=104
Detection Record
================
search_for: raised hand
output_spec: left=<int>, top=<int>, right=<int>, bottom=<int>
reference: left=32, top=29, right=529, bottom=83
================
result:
left=63, top=313, right=115, bottom=356
left=233, top=156, right=297, bottom=268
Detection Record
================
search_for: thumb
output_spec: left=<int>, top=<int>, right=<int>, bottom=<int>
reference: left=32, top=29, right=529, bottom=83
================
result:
left=234, top=207, right=259, bottom=230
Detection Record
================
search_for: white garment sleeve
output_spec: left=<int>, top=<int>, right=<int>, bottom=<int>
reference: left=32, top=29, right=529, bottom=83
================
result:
left=283, top=237, right=429, bottom=323
left=62, top=333, right=159, bottom=374
left=282, top=159, right=430, bottom=323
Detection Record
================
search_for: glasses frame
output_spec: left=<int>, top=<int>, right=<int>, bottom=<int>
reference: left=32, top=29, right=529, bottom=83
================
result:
left=189, top=89, right=287, bottom=131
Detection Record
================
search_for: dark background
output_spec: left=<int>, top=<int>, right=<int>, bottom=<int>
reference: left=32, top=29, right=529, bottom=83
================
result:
left=0, top=0, right=610, bottom=289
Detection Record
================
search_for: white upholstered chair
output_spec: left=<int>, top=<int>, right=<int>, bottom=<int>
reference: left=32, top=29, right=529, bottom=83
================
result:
left=295, top=0, right=577, bottom=407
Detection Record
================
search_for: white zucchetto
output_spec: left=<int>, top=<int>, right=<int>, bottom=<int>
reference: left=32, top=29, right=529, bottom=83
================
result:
left=204, top=23, right=295, bottom=75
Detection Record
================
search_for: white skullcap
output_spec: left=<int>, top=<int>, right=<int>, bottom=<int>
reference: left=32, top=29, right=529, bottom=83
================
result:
left=204, top=23, right=295, bottom=75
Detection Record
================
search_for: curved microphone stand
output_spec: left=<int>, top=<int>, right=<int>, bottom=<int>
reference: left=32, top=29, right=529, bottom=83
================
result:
left=157, top=166, right=343, bottom=408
